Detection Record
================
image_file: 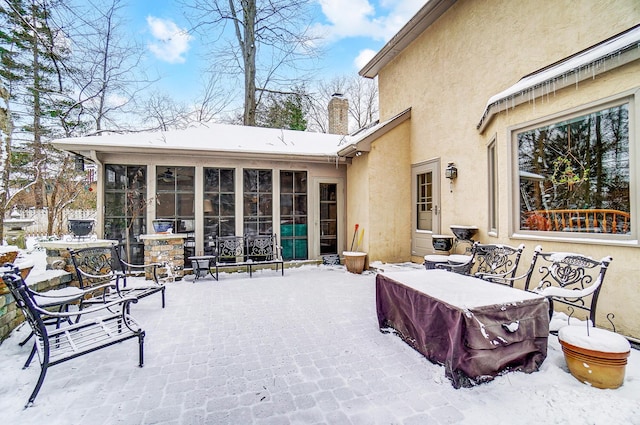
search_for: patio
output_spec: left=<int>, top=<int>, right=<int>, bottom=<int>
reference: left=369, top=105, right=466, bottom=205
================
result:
left=1, top=259, right=639, bottom=424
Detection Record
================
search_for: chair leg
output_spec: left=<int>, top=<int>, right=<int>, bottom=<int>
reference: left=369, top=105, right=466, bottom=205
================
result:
left=138, top=331, right=146, bottom=367
left=161, top=288, right=166, bottom=308
left=23, top=344, right=37, bottom=369
left=26, top=363, right=49, bottom=407
left=19, top=331, right=34, bottom=347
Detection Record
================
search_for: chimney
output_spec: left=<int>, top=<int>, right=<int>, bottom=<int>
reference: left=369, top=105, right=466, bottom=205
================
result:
left=328, top=93, right=348, bottom=135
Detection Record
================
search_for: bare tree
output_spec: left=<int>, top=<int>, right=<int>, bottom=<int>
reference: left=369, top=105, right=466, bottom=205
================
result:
left=62, top=0, right=153, bottom=134
left=182, top=0, right=319, bottom=126
left=190, top=71, right=233, bottom=124
left=307, top=74, right=379, bottom=133
left=141, top=92, right=190, bottom=131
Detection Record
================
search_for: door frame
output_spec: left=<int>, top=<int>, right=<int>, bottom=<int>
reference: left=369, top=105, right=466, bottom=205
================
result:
left=411, top=159, right=441, bottom=257
left=311, top=177, right=345, bottom=259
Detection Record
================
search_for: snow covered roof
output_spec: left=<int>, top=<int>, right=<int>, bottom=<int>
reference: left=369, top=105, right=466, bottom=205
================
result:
left=337, top=108, right=412, bottom=158
left=477, top=24, right=640, bottom=132
left=52, top=123, right=348, bottom=163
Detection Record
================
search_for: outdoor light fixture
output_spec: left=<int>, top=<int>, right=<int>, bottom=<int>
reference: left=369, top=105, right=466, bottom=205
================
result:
left=445, top=162, right=458, bottom=180
left=74, top=155, right=85, bottom=172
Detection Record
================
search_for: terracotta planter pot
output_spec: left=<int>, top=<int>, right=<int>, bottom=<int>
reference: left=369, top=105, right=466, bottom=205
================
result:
left=0, top=250, right=19, bottom=264
left=558, top=326, right=631, bottom=389
left=343, top=251, right=367, bottom=274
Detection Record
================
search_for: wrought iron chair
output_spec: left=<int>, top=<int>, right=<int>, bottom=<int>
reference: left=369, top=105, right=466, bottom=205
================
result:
left=522, top=246, right=613, bottom=327
left=68, top=244, right=165, bottom=310
left=1, top=266, right=144, bottom=407
left=436, top=242, right=525, bottom=283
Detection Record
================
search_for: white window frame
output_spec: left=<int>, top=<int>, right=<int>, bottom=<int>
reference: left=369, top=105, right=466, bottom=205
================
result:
left=487, top=136, right=498, bottom=236
left=508, top=88, right=639, bottom=246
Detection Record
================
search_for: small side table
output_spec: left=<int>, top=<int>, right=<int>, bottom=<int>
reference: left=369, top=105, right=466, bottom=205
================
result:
left=188, top=255, right=217, bottom=281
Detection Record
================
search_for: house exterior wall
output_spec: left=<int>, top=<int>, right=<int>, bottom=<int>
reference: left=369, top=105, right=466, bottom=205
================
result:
left=92, top=151, right=347, bottom=260
left=355, top=0, right=640, bottom=338
left=347, top=120, right=412, bottom=262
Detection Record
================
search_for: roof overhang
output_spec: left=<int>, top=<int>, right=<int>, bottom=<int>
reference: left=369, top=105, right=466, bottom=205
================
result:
left=477, top=24, right=640, bottom=133
left=337, top=108, right=412, bottom=158
left=52, top=124, right=349, bottom=165
left=359, top=0, right=457, bottom=79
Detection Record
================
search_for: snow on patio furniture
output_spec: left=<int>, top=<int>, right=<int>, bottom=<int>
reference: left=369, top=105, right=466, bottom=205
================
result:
left=435, top=242, right=525, bottom=284
left=68, top=244, right=166, bottom=310
left=1, top=267, right=145, bottom=408
left=15, top=283, right=95, bottom=368
left=522, top=247, right=613, bottom=327
left=485, top=246, right=613, bottom=327
left=376, top=269, right=549, bottom=388
left=213, top=234, right=284, bottom=280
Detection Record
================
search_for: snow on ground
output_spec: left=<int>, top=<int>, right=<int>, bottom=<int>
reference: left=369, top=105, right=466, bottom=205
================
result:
left=0, top=245, right=638, bottom=424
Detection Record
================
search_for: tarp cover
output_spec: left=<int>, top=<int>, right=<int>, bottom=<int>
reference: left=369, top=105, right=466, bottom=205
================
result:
left=376, top=270, right=549, bottom=388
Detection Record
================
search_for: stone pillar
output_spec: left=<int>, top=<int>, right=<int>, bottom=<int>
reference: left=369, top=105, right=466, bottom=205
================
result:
left=140, top=234, right=186, bottom=280
left=328, top=93, right=349, bottom=135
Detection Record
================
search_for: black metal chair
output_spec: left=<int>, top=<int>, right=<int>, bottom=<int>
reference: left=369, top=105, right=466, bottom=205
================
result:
left=68, top=244, right=165, bottom=310
left=436, top=242, right=525, bottom=283
left=1, top=266, right=145, bottom=407
left=522, top=246, right=613, bottom=327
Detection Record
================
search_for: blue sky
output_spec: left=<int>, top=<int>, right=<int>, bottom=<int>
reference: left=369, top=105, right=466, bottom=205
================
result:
left=122, top=0, right=425, bottom=102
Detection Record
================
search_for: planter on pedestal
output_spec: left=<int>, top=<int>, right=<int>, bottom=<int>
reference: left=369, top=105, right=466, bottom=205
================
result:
left=558, top=325, right=631, bottom=389
left=343, top=251, right=367, bottom=274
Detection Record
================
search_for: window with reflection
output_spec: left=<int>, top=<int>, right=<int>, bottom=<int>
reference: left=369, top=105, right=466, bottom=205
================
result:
left=104, top=165, right=146, bottom=263
left=156, top=166, right=195, bottom=233
left=243, top=169, right=272, bottom=236
left=280, top=171, right=307, bottom=260
left=517, top=102, right=630, bottom=236
left=204, top=168, right=236, bottom=245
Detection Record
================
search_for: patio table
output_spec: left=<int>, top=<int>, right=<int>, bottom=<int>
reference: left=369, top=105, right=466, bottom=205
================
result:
left=376, top=269, right=549, bottom=388
left=188, top=255, right=217, bottom=280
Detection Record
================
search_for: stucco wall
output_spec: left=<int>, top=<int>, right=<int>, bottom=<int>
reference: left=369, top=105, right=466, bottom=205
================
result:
left=367, top=120, right=412, bottom=262
left=360, top=0, right=640, bottom=338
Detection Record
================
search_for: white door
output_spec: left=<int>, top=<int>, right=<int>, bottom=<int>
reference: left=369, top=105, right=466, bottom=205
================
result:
left=412, top=160, right=441, bottom=257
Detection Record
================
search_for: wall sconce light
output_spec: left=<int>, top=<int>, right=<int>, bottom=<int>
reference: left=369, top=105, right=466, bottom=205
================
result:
left=74, top=155, right=85, bottom=172
left=445, top=162, right=458, bottom=180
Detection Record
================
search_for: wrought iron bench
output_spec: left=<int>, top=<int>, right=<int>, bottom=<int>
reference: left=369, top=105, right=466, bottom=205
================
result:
left=68, top=244, right=166, bottom=309
left=1, top=266, right=145, bottom=408
left=213, top=234, right=284, bottom=280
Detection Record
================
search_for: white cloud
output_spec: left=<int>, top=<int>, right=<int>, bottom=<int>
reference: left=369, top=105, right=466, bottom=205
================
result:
left=354, top=49, right=377, bottom=69
left=315, top=0, right=424, bottom=43
left=146, top=16, right=192, bottom=64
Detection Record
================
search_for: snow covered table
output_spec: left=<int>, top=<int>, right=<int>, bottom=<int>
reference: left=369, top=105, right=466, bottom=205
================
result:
left=376, top=269, right=549, bottom=388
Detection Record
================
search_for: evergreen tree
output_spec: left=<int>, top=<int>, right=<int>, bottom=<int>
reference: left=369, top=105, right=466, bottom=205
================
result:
left=0, top=0, right=70, bottom=210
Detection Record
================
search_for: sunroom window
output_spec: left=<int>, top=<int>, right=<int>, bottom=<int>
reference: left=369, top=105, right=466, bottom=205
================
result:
left=517, top=102, right=630, bottom=236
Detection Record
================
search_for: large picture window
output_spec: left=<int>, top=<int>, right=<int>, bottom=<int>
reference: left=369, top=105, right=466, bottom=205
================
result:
left=517, top=102, right=630, bottom=236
